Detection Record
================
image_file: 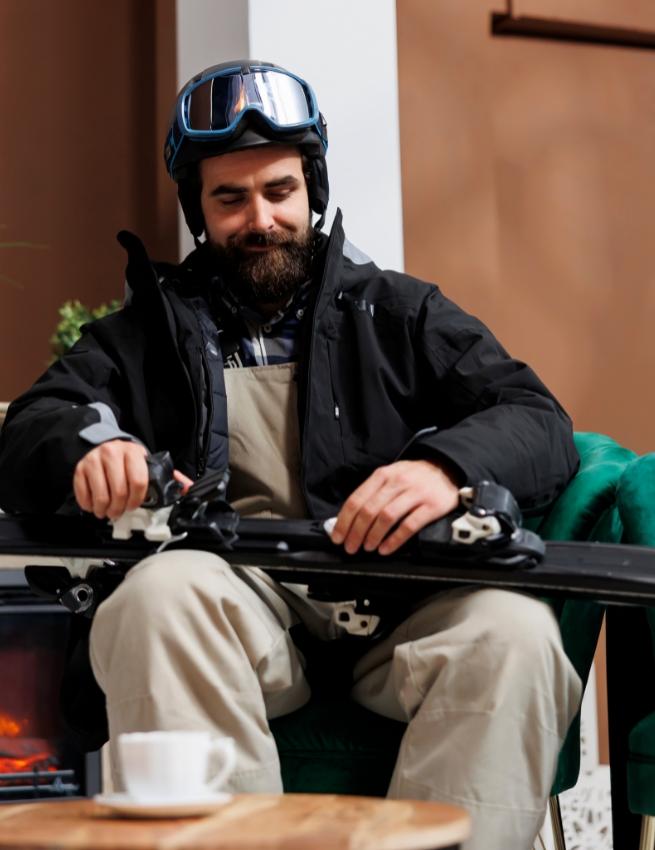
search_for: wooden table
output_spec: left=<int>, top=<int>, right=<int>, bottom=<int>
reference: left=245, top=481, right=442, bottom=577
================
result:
left=0, top=794, right=470, bottom=849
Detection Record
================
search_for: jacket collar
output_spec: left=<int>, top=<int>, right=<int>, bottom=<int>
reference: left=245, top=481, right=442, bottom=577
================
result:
left=117, top=209, right=347, bottom=305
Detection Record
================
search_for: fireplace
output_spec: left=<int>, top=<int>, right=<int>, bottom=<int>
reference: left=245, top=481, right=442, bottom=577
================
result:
left=0, top=570, right=101, bottom=800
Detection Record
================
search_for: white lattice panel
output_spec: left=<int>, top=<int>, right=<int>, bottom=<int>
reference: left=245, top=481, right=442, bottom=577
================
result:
left=535, top=664, right=612, bottom=850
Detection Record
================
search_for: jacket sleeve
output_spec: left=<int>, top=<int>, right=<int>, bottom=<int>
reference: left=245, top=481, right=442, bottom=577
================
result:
left=403, top=288, right=579, bottom=514
left=0, top=328, right=142, bottom=514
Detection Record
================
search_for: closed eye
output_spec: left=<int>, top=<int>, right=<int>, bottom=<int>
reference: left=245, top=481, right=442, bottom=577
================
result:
left=267, top=189, right=293, bottom=202
left=220, top=195, right=246, bottom=207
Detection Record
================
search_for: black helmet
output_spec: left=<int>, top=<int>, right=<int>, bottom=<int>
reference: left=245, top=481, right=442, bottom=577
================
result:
left=164, top=60, right=329, bottom=237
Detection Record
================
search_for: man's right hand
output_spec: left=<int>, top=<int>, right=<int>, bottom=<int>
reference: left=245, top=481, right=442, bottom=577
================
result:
left=73, top=440, right=150, bottom=520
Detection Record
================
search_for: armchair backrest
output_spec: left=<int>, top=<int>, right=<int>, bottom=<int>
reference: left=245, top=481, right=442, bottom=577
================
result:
left=526, top=431, right=635, bottom=542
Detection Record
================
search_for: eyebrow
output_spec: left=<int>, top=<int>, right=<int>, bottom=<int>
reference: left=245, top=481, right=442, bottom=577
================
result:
left=208, top=175, right=300, bottom=197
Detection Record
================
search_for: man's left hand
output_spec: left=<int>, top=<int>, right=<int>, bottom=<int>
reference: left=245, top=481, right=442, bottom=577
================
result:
left=330, top=460, right=461, bottom=556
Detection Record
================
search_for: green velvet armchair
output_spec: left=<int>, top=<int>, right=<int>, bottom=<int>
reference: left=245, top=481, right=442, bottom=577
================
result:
left=270, top=431, right=635, bottom=846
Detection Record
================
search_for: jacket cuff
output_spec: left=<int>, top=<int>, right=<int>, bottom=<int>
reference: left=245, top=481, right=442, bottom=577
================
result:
left=78, top=402, right=142, bottom=447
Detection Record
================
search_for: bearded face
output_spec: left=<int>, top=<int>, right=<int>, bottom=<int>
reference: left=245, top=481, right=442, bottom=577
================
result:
left=208, top=222, right=314, bottom=306
left=198, top=147, right=316, bottom=309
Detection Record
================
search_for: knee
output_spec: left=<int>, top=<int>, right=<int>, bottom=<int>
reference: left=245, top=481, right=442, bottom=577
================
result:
left=473, top=590, right=562, bottom=652
left=463, top=591, right=582, bottom=711
left=414, top=590, right=581, bottom=720
left=416, top=589, right=578, bottom=694
left=462, top=591, right=573, bottom=678
left=93, top=550, right=233, bottom=633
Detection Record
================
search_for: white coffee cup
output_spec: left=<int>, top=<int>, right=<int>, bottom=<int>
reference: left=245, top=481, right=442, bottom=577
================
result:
left=118, top=731, right=236, bottom=801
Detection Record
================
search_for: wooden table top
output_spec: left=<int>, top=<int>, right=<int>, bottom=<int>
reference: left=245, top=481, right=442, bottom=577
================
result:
left=0, top=793, right=471, bottom=849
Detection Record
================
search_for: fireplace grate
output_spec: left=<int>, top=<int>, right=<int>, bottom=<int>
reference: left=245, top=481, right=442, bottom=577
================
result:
left=0, top=571, right=102, bottom=801
left=0, top=768, right=79, bottom=797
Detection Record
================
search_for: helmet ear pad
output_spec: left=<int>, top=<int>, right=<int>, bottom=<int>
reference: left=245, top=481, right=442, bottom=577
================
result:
left=308, top=155, right=329, bottom=217
left=177, top=171, right=205, bottom=239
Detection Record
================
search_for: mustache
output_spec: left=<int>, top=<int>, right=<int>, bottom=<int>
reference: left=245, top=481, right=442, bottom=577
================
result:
left=230, top=231, right=292, bottom=250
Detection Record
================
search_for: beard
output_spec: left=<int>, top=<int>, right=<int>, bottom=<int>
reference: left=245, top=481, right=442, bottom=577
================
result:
left=208, top=224, right=314, bottom=307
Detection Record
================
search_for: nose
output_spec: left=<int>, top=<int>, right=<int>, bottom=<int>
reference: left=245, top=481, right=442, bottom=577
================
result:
left=247, top=196, right=275, bottom=233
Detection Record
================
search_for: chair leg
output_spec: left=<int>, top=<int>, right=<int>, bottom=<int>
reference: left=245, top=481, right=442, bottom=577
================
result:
left=639, top=815, right=655, bottom=850
left=549, top=796, right=566, bottom=850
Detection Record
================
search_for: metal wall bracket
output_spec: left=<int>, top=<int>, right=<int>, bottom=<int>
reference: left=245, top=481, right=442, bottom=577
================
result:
left=491, top=12, right=655, bottom=51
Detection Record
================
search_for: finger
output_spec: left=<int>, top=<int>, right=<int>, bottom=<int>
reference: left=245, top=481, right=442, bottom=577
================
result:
left=103, top=449, right=130, bottom=520
left=124, top=448, right=149, bottom=511
left=83, top=454, right=111, bottom=519
left=378, top=504, right=437, bottom=556
left=341, top=478, right=405, bottom=554
left=361, top=490, right=421, bottom=553
left=73, top=465, right=93, bottom=513
left=331, top=467, right=394, bottom=546
left=173, top=470, right=194, bottom=495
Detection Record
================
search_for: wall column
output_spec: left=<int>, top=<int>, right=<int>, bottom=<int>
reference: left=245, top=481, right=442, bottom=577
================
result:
left=175, top=0, right=404, bottom=269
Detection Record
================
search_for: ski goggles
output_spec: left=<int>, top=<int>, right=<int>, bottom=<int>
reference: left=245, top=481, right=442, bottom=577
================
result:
left=176, top=65, right=325, bottom=145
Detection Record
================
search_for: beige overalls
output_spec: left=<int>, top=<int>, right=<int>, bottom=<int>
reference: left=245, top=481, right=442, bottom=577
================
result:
left=90, top=362, right=582, bottom=850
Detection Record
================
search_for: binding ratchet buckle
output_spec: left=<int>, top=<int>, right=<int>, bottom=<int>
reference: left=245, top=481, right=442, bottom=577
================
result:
left=168, top=467, right=239, bottom=549
left=416, top=481, right=545, bottom=569
left=109, top=452, right=240, bottom=550
left=452, top=481, right=523, bottom=545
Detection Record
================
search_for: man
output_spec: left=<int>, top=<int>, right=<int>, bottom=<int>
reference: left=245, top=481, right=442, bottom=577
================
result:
left=0, top=61, right=581, bottom=849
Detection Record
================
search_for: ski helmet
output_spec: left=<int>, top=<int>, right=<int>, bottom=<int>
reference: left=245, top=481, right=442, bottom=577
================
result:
left=164, top=60, right=329, bottom=237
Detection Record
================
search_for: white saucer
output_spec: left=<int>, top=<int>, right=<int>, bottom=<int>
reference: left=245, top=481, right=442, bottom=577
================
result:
left=94, top=791, right=232, bottom=819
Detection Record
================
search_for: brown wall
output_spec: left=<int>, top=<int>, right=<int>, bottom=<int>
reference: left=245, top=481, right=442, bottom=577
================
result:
left=0, top=0, right=177, bottom=401
left=397, top=0, right=655, bottom=454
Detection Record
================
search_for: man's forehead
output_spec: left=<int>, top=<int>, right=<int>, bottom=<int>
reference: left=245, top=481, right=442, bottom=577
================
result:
left=199, top=145, right=303, bottom=183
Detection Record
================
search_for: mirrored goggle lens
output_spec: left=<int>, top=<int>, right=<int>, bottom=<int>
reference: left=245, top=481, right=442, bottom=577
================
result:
left=185, top=71, right=314, bottom=132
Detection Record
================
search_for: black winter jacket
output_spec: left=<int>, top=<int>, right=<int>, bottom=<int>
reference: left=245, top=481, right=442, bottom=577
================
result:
left=0, top=211, right=578, bottom=517
left=0, top=210, right=579, bottom=750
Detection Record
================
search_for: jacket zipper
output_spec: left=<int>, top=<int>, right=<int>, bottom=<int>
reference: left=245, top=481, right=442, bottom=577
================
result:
left=197, top=344, right=212, bottom=478
left=299, top=216, right=344, bottom=511
left=159, top=284, right=203, bottom=477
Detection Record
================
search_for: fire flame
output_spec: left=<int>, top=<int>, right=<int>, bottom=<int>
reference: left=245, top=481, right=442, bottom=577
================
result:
left=0, top=754, right=55, bottom=774
left=0, top=714, right=22, bottom=737
left=0, top=713, right=57, bottom=780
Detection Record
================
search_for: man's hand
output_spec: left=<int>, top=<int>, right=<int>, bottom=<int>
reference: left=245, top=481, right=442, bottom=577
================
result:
left=73, top=441, right=194, bottom=520
left=330, top=460, right=461, bottom=556
left=73, top=441, right=149, bottom=519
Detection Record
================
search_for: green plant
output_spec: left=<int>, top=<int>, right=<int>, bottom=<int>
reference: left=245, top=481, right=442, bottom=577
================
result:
left=50, top=299, right=121, bottom=360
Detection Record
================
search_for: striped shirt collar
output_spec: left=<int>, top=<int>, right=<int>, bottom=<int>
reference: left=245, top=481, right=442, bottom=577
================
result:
left=215, top=278, right=314, bottom=368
